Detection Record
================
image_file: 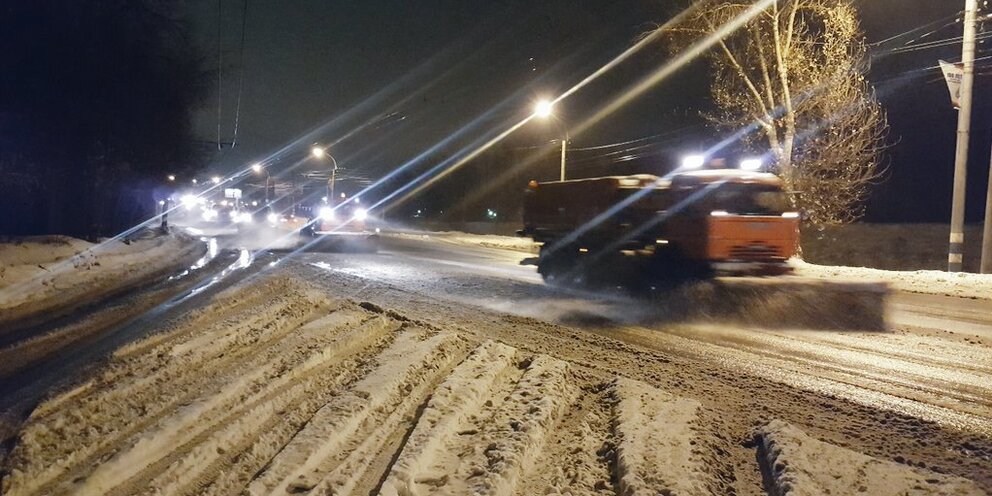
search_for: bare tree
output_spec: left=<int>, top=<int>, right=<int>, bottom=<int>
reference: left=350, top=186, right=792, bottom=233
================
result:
left=667, top=0, right=887, bottom=225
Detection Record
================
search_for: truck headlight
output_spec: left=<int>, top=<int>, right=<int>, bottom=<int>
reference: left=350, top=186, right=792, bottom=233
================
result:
left=319, top=206, right=335, bottom=220
left=354, top=208, right=368, bottom=221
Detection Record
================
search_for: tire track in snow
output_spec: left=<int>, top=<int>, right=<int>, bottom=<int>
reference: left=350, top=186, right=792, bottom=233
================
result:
left=381, top=347, right=578, bottom=495
left=4, top=278, right=988, bottom=496
left=3, top=280, right=362, bottom=495
left=246, top=330, right=468, bottom=495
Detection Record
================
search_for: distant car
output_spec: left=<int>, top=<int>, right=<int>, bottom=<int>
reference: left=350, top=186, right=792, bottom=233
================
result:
left=302, top=200, right=379, bottom=251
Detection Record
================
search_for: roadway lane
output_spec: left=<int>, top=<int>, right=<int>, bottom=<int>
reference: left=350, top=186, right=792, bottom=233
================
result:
left=296, top=234, right=992, bottom=436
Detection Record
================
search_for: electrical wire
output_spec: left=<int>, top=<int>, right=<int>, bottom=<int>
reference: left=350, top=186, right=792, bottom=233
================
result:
left=870, top=11, right=962, bottom=48
left=885, top=31, right=992, bottom=55
left=231, top=0, right=249, bottom=148
left=216, top=0, right=223, bottom=151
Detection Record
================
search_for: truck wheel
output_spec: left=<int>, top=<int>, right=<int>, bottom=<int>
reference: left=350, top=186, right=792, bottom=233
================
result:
left=537, top=244, right=579, bottom=285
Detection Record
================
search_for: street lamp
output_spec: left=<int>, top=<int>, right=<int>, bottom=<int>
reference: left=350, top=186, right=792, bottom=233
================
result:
left=534, top=99, right=554, bottom=119
left=211, top=176, right=222, bottom=184
left=252, top=163, right=273, bottom=203
left=311, top=145, right=339, bottom=203
left=533, top=99, right=569, bottom=181
left=167, top=174, right=176, bottom=181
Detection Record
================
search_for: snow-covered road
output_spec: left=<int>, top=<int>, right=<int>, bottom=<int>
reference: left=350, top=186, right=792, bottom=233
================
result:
left=2, top=234, right=990, bottom=495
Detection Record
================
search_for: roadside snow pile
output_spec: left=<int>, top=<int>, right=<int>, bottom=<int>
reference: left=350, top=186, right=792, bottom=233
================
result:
left=792, top=259, right=992, bottom=300
left=0, top=231, right=205, bottom=326
left=757, top=419, right=984, bottom=495
left=388, top=230, right=538, bottom=253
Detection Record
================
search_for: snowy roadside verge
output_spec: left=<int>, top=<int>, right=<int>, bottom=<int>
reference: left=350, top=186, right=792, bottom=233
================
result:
left=385, top=230, right=539, bottom=253
left=0, top=231, right=206, bottom=330
left=791, top=259, right=992, bottom=301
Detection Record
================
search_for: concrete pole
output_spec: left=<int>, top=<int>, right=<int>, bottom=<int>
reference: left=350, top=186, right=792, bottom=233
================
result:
left=327, top=154, right=338, bottom=204
left=559, top=133, right=568, bottom=182
left=948, top=0, right=977, bottom=272
left=264, top=173, right=271, bottom=204
left=981, top=139, right=992, bottom=272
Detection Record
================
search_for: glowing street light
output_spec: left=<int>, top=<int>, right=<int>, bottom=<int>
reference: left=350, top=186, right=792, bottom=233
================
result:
left=740, top=158, right=762, bottom=171
left=534, top=99, right=554, bottom=119
left=167, top=174, right=176, bottom=181
left=252, top=163, right=273, bottom=203
left=211, top=176, right=222, bottom=184
left=533, top=99, right=569, bottom=181
left=311, top=146, right=340, bottom=203
left=681, top=155, right=705, bottom=169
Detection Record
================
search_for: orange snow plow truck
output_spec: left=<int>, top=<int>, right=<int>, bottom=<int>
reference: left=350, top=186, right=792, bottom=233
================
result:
left=519, top=169, right=800, bottom=282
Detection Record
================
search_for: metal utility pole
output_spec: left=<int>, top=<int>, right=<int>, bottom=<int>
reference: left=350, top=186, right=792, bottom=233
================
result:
left=559, top=133, right=568, bottom=182
left=949, top=0, right=978, bottom=272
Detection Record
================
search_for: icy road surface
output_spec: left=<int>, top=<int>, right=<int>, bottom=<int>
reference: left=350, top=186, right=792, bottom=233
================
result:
left=1, top=235, right=990, bottom=495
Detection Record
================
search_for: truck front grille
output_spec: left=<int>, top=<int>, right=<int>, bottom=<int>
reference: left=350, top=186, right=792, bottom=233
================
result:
left=729, top=244, right=783, bottom=261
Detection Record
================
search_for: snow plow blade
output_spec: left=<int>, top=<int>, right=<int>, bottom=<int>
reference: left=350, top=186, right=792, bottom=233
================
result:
left=646, top=277, right=889, bottom=331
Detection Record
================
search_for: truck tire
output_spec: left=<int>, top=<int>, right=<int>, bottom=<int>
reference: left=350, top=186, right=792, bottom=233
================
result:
left=536, top=243, right=580, bottom=285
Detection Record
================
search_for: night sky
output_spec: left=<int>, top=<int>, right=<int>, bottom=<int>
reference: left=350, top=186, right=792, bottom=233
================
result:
left=187, top=0, right=991, bottom=223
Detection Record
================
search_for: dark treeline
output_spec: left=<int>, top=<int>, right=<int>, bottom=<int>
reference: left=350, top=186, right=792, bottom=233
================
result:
left=0, top=1, right=208, bottom=237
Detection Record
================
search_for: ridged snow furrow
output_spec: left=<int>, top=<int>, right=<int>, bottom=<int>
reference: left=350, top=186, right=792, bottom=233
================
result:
left=464, top=356, right=576, bottom=495
left=111, top=275, right=303, bottom=360
left=5, top=298, right=349, bottom=496
left=2, top=305, right=375, bottom=496
left=381, top=348, right=577, bottom=496
left=136, top=316, right=404, bottom=496
left=246, top=330, right=465, bottom=495
left=512, top=389, right=615, bottom=496
left=757, top=419, right=985, bottom=496
left=379, top=340, right=519, bottom=496
left=26, top=280, right=308, bottom=422
left=57, top=286, right=335, bottom=423
left=63, top=316, right=398, bottom=496
left=610, top=377, right=713, bottom=496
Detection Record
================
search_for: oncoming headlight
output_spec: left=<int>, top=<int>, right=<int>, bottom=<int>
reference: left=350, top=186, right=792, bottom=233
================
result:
left=319, top=206, right=335, bottom=221
left=354, top=208, right=368, bottom=221
left=266, top=213, right=278, bottom=223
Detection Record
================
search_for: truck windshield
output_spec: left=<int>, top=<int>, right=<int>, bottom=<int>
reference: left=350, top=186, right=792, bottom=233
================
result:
left=698, top=183, right=791, bottom=215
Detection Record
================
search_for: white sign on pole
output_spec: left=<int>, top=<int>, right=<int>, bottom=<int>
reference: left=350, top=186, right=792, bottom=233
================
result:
left=224, top=188, right=242, bottom=199
left=939, top=59, right=964, bottom=109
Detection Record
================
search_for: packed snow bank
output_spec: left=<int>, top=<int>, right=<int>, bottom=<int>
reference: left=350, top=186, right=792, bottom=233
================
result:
left=387, top=230, right=539, bottom=253
left=757, top=419, right=984, bottom=495
left=792, top=259, right=992, bottom=300
left=611, top=378, right=714, bottom=495
left=0, top=231, right=205, bottom=328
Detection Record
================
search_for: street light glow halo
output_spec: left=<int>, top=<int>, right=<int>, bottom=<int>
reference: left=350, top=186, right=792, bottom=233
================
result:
left=534, top=99, right=554, bottom=119
left=311, top=146, right=326, bottom=158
